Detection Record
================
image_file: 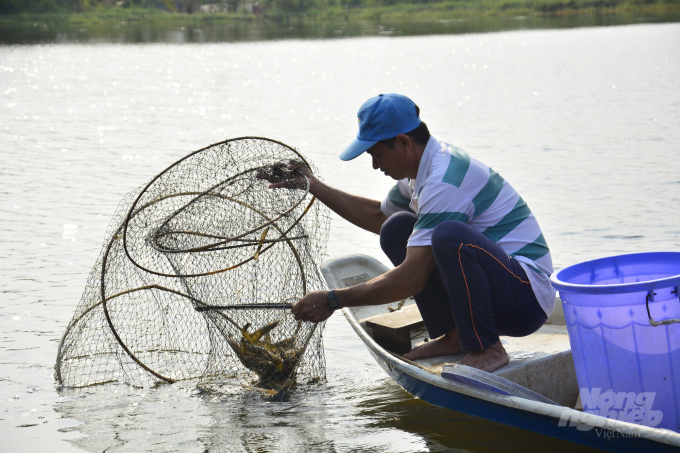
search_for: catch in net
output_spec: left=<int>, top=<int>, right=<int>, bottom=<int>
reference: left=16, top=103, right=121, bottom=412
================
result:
left=56, top=137, right=330, bottom=396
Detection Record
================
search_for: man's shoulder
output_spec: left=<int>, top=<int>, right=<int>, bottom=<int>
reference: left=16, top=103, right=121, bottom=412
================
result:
left=427, top=136, right=468, bottom=155
left=427, top=139, right=494, bottom=184
left=423, top=139, right=472, bottom=187
left=420, top=139, right=496, bottom=204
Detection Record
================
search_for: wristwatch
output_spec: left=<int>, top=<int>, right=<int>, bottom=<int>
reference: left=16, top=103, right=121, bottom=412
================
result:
left=326, top=290, right=340, bottom=310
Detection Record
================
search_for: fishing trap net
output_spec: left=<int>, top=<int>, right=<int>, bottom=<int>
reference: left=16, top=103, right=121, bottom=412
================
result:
left=56, top=137, right=330, bottom=395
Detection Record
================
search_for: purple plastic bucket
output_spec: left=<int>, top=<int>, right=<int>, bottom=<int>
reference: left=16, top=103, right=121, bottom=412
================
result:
left=551, top=252, right=680, bottom=432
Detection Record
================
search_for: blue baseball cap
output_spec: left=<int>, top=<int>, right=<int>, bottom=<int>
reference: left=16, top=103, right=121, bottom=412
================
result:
left=339, top=93, right=422, bottom=161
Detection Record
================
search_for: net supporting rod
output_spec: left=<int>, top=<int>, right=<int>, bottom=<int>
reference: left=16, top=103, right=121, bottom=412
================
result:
left=195, top=304, right=294, bottom=311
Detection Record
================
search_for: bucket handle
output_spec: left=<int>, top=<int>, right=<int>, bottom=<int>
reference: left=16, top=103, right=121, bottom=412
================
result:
left=646, top=286, right=680, bottom=327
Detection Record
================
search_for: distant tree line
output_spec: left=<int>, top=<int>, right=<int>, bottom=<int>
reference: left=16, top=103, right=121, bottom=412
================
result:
left=0, top=0, right=183, bottom=14
left=0, top=0, right=440, bottom=15
left=1, top=0, right=678, bottom=15
left=0, top=0, right=459, bottom=15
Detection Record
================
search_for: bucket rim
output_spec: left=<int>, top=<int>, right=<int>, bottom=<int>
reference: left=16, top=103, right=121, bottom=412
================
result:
left=550, top=251, right=680, bottom=294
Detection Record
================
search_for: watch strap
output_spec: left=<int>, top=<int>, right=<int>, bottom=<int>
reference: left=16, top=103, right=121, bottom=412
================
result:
left=327, top=290, right=340, bottom=310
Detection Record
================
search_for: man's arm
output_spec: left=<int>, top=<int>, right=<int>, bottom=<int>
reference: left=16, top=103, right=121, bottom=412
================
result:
left=265, top=163, right=387, bottom=235
left=291, top=246, right=435, bottom=322
left=308, top=176, right=387, bottom=235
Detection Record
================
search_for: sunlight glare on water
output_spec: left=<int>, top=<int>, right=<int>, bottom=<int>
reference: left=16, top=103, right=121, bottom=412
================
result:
left=0, top=22, right=678, bottom=452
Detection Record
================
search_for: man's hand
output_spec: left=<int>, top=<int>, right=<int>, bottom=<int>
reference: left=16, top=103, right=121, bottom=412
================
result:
left=256, top=160, right=313, bottom=190
left=291, top=290, right=335, bottom=323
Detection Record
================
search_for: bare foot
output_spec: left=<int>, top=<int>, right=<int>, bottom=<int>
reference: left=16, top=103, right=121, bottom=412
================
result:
left=457, top=340, right=509, bottom=373
left=403, top=330, right=465, bottom=360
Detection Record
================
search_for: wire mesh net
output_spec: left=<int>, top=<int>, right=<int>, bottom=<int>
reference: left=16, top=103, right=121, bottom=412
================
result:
left=56, top=137, right=330, bottom=395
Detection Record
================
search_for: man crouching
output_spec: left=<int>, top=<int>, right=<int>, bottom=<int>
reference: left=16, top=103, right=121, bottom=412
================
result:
left=267, top=93, right=555, bottom=373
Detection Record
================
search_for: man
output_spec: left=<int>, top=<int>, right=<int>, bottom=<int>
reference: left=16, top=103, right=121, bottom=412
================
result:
left=273, top=93, right=555, bottom=373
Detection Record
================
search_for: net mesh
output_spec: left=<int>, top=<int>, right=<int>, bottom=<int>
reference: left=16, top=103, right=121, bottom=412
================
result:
left=56, top=137, right=330, bottom=395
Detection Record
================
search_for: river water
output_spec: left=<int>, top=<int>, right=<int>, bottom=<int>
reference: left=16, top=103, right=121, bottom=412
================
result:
left=1, top=18, right=679, bottom=452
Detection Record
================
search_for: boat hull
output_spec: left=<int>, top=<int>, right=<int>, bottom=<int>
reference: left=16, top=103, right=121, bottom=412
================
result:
left=321, top=253, right=680, bottom=452
left=367, top=347, right=676, bottom=452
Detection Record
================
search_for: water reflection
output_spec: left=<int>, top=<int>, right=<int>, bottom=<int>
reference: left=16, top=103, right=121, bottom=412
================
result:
left=55, top=375, right=603, bottom=452
left=54, top=382, right=401, bottom=452
left=352, top=384, right=603, bottom=453
left=1, top=10, right=679, bottom=45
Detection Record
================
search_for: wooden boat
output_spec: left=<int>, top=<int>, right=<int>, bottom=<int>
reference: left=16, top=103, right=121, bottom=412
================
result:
left=320, top=254, right=680, bottom=452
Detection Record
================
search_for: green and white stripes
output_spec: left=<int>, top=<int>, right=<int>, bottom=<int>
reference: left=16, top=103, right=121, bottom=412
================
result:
left=387, top=184, right=414, bottom=214
left=441, top=146, right=470, bottom=188
left=482, top=197, right=531, bottom=243
left=414, top=211, right=468, bottom=230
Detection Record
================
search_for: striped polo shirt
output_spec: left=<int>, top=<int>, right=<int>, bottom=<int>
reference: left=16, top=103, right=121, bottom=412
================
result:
left=380, top=135, right=556, bottom=317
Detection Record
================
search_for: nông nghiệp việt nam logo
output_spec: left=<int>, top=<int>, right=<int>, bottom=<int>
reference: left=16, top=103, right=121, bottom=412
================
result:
left=558, top=388, right=663, bottom=432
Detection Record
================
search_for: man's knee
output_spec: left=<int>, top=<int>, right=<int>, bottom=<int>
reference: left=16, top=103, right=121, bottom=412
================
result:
left=431, top=220, right=470, bottom=255
left=379, top=211, right=417, bottom=252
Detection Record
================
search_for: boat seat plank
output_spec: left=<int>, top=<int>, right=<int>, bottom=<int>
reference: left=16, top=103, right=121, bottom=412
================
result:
left=365, top=304, right=425, bottom=354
